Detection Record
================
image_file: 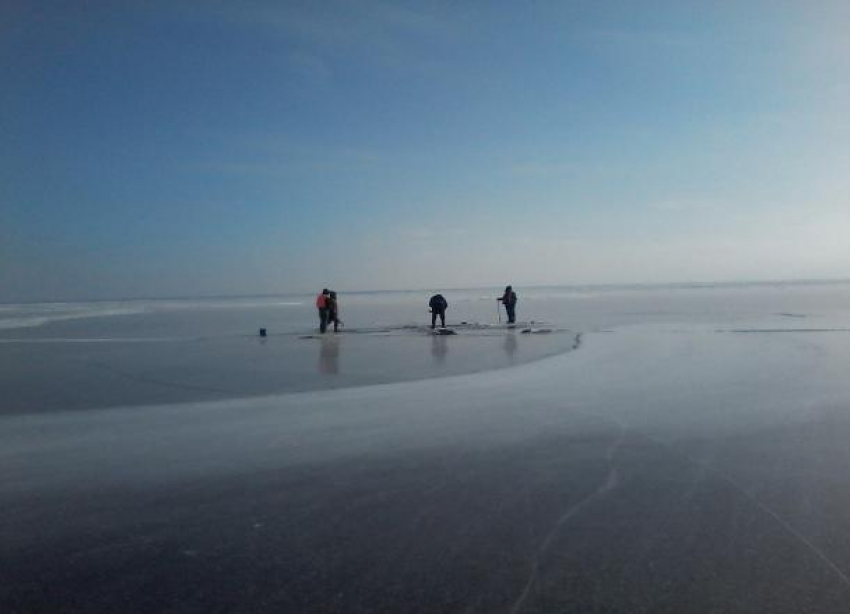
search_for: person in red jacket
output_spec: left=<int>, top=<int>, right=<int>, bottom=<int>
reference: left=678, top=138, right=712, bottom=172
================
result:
left=316, top=288, right=330, bottom=333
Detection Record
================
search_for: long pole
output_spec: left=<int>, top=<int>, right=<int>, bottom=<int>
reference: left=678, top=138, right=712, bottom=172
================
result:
left=496, top=299, right=501, bottom=323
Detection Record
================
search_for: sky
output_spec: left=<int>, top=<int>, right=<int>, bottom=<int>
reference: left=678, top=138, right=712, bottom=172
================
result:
left=1, top=0, right=848, bottom=301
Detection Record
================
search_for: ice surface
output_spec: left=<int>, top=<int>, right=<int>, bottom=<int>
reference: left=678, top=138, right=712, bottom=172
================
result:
left=0, top=291, right=578, bottom=414
left=4, top=282, right=850, bottom=612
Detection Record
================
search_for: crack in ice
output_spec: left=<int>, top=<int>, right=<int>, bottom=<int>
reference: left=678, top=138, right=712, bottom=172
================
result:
left=510, top=424, right=625, bottom=614
left=633, top=429, right=850, bottom=593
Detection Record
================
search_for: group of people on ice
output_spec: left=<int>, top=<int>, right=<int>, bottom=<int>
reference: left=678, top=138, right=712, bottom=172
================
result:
left=315, top=286, right=518, bottom=334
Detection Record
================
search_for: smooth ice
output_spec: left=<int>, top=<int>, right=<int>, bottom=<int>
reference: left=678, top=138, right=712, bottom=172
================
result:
left=4, top=282, right=850, bottom=612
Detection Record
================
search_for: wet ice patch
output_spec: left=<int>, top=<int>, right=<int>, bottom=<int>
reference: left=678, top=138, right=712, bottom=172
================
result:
left=297, top=322, right=567, bottom=339
left=0, top=306, right=146, bottom=330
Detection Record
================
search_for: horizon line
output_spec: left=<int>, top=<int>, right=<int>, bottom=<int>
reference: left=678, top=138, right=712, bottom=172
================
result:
left=3, top=277, right=850, bottom=306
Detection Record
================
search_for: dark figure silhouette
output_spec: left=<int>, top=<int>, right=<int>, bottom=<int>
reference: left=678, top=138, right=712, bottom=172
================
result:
left=429, top=294, right=448, bottom=329
left=327, top=291, right=340, bottom=333
left=499, top=285, right=518, bottom=324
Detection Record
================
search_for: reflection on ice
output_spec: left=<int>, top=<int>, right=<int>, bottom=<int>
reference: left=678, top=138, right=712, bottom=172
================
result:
left=504, top=331, right=518, bottom=358
left=430, top=334, right=448, bottom=364
left=318, top=336, right=340, bottom=375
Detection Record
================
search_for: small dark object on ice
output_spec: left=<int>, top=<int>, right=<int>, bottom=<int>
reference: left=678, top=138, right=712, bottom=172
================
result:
left=259, top=328, right=267, bottom=337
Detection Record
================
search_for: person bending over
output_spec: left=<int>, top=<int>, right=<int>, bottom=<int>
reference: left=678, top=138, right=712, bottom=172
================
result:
left=429, top=293, right=448, bottom=329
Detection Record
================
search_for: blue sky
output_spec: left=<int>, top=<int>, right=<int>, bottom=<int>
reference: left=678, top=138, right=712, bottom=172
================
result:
left=1, top=1, right=848, bottom=301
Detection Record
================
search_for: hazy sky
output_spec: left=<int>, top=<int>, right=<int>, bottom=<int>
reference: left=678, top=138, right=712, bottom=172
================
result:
left=2, top=1, right=848, bottom=301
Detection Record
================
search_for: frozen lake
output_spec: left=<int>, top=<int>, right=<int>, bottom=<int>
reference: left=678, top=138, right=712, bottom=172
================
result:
left=0, top=289, right=581, bottom=414
left=3, top=282, right=850, bottom=612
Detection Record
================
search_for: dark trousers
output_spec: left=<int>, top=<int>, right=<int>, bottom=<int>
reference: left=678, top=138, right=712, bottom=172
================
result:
left=328, top=311, right=339, bottom=332
left=318, top=308, right=328, bottom=333
left=431, top=309, right=446, bottom=329
left=505, top=304, right=516, bottom=324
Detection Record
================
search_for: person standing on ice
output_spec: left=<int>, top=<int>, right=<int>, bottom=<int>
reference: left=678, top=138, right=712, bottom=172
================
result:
left=326, top=291, right=341, bottom=333
left=429, top=293, right=448, bottom=329
left=316, top=288, right=330, bottom=333
left=498, top=285, right=518, bottom=324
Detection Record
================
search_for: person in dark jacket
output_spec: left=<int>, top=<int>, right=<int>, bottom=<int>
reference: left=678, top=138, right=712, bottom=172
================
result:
left=326, top=291, right=341, bottom=333
left=428, top=293, right=448, bottom=329
left=498, top=285, right=518, bottom=324
left=316, top=288, right=330, bottom=333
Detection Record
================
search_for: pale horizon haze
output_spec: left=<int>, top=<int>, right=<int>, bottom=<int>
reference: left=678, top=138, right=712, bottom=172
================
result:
left=2, top=1, right=849, bottom=302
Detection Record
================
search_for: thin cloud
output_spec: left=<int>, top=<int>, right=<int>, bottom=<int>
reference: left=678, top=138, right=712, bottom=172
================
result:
left=646, top=198, right=726, bottom=213
left=286, top=52, right=332, bottom=86
left=576, top=26, right=700, bottom=50
left=511, top=161, right=578, bottom=177
left=206, top=1, right=455, bottom=49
